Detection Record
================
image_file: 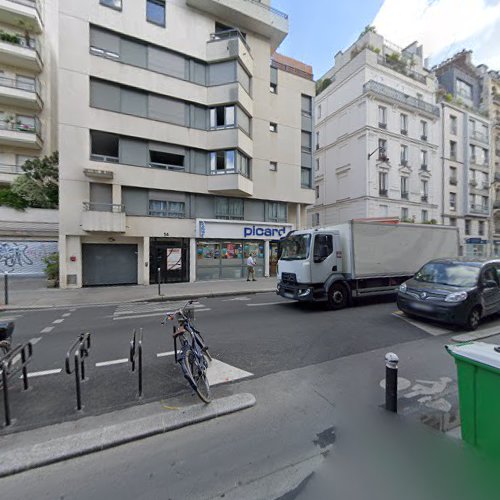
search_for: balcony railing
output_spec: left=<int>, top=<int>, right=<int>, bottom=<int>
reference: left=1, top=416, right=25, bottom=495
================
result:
left=471, top=130, right=488, bottom=143
left=421, top=195, right=428, bottom=202
left=420, top=164, right=428, bottom=171
left=0, top=116, right=41, bottom=136
left=0, top=75, right=40, bottom=95
left=0, top=32, right=40, bottom=56
left=470, top=204, right=489, bottom=214
left=377, top=55, right=427, bottom=84
left=421, top=135, right=427, bottom=141
left=379, top=189, right=388, bottom=197
left=4, top=0, right=42, bottom=22
left=494, top=200, right=500, bottom=209
left=0, top=163, right=23, bottom=174
left=270, top=59, right=313, bottom=81
left=243, top=0, right=288, bottom=19
left=401, top=192, right=409, bottom=199
left=210, top=28, right=252, bottom=55
left=83, top=202, right=124, bottom=213
left=364, top=80, right=440, bottom=117
left=401, top=129, right=408, bottom=135
left=469, top=179, right=477, bottom=187
left=450, top=177, right=457, bottom=185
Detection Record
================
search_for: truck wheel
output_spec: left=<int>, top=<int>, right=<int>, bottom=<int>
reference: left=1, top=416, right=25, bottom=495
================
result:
left=328, top=283, right=348, bottom=310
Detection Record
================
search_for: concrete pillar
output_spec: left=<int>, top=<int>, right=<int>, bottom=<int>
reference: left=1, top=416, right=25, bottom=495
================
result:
left=296, top=204, right=301, bottom=229
left=112, top=183, right=122, bottom=206
left=189, top=238, right=196, bottom=282
left=264, top=240, right=270, bottom=277
left=143, top=237, right=150, bottom=285
left=58, top=234, right=67, bottom=289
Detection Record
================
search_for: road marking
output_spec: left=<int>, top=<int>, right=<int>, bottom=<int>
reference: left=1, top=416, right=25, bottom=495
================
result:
left=223, top=297, right=251, bottom=301
left=392, top=311, right=450, bottom=336
left=114, top=309, right=211, bottom=320
left=95, top=358, right=128, bottom=367
left=23, top=369, right=62, bottom=378
left=156, top=351, right=180, bottom=358
left=114, top=302, right=204, bottom=316
left=40, top=326, right=54, bottom=334
left=69, top=308, right=76, bottom=312
left=62, top=313, right=71, bottom=317
left=29, top=337, right=42, bottom=346
left=206, top=359, right=253, bottom=386
left=52, top=319, right=64, bottom=324
left=247, top=301, right=287, bottom=307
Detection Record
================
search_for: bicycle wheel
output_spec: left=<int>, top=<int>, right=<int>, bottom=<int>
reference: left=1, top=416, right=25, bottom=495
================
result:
left=0, top=340, right=10, bottom=357
left=183, top=349, right=211, bottom=403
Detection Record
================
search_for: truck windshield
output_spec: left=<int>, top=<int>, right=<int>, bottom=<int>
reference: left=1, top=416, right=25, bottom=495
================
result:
left=280, top=235, right=311, bottom=261
left=414, top=262, right=480, bottom=287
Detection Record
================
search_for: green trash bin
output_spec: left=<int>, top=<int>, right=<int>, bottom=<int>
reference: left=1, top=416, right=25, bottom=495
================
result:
left=446, top=342, right=500, bottom=456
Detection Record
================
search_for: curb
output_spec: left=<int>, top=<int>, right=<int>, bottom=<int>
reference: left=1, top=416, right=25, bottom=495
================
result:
left=0, top=288, right=276, bottom=311
left=0, top=393, right=256, bottom=478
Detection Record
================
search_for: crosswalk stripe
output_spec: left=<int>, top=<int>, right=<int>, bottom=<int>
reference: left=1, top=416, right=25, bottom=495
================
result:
left=22, top=369, right=62, bottom=378
left=96, top=358, right=129, bottom=367
left=40, top=326, right=54, bottom=334
left=114, top=308, right=211, bottom=321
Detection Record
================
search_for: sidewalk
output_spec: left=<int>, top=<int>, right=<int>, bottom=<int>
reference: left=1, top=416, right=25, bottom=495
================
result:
left=0, top=278, right=276, bottom=310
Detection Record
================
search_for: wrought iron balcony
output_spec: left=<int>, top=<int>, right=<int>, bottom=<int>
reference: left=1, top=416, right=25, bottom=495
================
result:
left=364, top=80, right=440, bottom=117
left=379, top=189, right=388, bottom=197
left=449, top=177, right=457, bottom=185
left=421, top=195, right=428, bottom=202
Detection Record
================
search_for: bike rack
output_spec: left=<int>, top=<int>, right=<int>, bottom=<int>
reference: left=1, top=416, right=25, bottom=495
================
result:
left=65, top=332, right=91, bottom=411
left=129, top=328, right=143, bottom=398
left=0, top=342, right=33, bottom=426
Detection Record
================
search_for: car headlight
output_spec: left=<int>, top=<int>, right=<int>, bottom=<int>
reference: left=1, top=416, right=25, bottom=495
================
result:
left=399, top=283, right=407, bottom=293
left=444, top=291, right=468, bottom=303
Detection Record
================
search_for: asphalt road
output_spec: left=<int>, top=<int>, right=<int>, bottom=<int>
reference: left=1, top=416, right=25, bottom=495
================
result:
left=0, top=292, right=427, bottom=433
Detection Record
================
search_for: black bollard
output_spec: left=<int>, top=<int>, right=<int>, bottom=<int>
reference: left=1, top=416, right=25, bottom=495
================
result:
left=4, top=272, right=8, bottom=306
left=157, top=267, right=161, bottom=296
left=385, top=352, right=399, bottom=413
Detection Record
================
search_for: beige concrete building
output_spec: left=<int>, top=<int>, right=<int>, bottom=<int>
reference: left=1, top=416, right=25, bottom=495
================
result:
left=57, top=0, right=314, bottom=287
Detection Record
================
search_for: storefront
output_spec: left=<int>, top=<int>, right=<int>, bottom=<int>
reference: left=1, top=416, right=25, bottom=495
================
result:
left=464, top=238, right=488, bottom=257
left=195, top=219, right=294, bottom=281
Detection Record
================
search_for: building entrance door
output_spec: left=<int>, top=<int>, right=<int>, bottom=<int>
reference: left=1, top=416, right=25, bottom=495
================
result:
left=150, top=238, right=189, bottom=284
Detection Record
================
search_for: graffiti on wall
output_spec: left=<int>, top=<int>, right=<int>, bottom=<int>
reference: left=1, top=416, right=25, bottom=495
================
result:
left=0, top=241, right=58, bottom=275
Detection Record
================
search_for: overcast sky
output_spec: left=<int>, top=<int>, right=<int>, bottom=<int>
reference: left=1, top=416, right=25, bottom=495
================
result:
left=273, top=0, right=500, bottom=78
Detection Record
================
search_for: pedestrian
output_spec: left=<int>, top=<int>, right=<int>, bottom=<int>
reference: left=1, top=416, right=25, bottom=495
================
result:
left=246, top=253, right=257, bottom=281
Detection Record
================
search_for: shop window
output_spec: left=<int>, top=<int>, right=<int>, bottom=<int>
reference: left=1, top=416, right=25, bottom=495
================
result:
left=215, top=197, right=244, bottom=220
left=149, top=200, right=185, bottom=218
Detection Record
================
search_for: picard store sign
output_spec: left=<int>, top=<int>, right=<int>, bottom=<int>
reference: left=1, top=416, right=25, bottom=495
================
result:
left=196, top=219, right=293, bottom=241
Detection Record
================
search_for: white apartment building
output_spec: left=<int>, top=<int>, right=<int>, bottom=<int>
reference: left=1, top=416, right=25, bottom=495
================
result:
left=311, top=30, right=440, bottom=228
left=435, top=51, right=492, bottom=256
left=58, top=0, right=315, bottom=287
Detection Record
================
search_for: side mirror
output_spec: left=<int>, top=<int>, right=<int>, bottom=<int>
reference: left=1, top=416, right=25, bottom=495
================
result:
left=484, top=280, right=498, bottom=289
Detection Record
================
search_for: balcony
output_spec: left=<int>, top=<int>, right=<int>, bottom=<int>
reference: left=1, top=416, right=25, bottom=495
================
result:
left=470, top=130, right=489, bottom=144
left=401, top=192, right=409, bottom=200
left=378, top=122, right=387, bottom=129
left=450, top=177, right=457, bottom=185
left=186, top=0, right=288, bottom=50
left=377, top=55, right=427, bottom=85
left=379, top=189, right=388, bottom=197
left=0, top=33, right=42, bottom=72
left=401, top=129, right=408, bottom=136
left=420, top=164, right=428, bottom=171
left=0, top=75, right=42, bottom=110
left=469, top=179, right=477, bottom=187
left=0, top=0, right=43, bottom=34
left=0, top=116, right=42, bottom=149
left=81, top=202, right=126, bottom=233
left=421, top=195, right=428, bottom=203
left=469, top=204, right=489, bottom=215
left=364, top=80, right=440, bottom=118
left=421, top=135, right=427, bottom=142
left=208, top=172, right=253, bottom=196
left=494, top=200, right=500, bottom=209
left=470, top=156, right=490, bottom=170
left=207, top=29, right=253, bottom=74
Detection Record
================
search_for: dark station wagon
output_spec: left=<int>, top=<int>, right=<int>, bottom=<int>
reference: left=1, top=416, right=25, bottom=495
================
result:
left=397, top=258, right=500, bottom=330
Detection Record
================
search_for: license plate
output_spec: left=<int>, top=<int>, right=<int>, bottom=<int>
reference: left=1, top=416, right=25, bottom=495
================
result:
left=412, top=302, right=432, bottom=312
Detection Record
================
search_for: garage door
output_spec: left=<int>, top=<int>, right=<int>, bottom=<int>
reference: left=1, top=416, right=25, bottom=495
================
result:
left=82, top=244, right=138, bottom=286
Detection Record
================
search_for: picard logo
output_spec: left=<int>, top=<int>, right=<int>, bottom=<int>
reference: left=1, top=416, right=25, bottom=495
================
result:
left=243, top=226, right=287, bottom=238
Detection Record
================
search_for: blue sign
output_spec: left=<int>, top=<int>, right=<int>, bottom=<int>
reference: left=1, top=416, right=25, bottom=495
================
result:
left=243, top=225, right=287, bottom=238
left=466, top=238, right=487, bottom=244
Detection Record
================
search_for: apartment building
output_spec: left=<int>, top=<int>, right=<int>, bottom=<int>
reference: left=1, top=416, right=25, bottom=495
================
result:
left=58, top=0, right=315, bottom=287
left=434, top=51, right=492, bottom=256
left=311, top=30, right=440, bottom=228
left=0, top=0, right=58, bottom=274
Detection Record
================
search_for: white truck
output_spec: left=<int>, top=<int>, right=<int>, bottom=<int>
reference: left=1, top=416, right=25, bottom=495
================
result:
left=276, top=220, right=460, bottom=309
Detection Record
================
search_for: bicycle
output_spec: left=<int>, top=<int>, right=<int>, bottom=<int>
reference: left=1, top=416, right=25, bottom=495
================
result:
left=162, top=300, right=212, bottom=403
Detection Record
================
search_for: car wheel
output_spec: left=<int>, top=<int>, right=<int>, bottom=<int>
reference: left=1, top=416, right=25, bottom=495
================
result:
left=327, top=283, right=348, bottom=310
left=465, top=306, right=481, bottom=331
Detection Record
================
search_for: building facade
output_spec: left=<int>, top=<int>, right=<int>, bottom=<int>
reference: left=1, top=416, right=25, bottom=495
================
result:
left=434, top=51, right=492, bottom=256
left=58, top=0, right=314, bottom=287
left=311, top=30, right=440, bottom=228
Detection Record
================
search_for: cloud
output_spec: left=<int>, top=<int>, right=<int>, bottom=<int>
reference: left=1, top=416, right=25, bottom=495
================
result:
left=372, top=0, right=500, bottom=68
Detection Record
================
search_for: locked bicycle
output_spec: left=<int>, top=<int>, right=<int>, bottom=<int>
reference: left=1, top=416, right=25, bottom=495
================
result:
left=162, top=300, right=212, bottom=403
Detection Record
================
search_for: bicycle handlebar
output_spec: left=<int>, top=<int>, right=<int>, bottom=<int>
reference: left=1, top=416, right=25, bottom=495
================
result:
left=161, top=300, right=195, bottom=324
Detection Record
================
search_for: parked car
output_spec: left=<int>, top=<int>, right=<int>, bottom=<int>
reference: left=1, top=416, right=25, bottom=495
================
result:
left=397, top=258, right=500, bottom=330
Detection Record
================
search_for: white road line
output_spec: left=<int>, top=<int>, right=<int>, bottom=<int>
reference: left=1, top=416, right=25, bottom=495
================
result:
left=114, top=304, right=204, bottom=316
left=53, top=319, right=64, bottom=324
left=247, top=301, right=286, bottom=307
left=114, top=309, right=211, bottom=320
left=22, top=369, right=62, bottom=378
left=156, top=351, right=180, bottom=358
left=69, top=308, right=76, bottom=312
left=62, top=313, right=71, bottom=317
left=207, top=359, right=253, bottom=386
left=95, top=358, right=129, bottom=367
left=392, top=312, right=450, bottom=336
left=29, top=337, right=42, bottom=346
left=40, top=326, right=54, bottom=334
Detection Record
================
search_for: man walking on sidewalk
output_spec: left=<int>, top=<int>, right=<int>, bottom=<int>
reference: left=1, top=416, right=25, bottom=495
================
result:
left=246, top=253, right=257, bottom=281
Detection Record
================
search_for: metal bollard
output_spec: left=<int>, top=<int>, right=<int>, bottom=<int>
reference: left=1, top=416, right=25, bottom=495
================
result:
left=4, top=272, right=8, bottom=306
left=385, top=352, right=399, bottom=413
left=157, top=267, right=161, bottom=296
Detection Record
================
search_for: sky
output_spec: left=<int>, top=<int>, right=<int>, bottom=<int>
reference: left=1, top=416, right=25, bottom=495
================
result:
left=272, top=0, right=500, bottom=79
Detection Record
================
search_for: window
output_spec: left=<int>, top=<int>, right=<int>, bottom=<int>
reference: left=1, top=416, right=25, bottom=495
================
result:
left=301, top=168, right=312, bottom=188
left=482, top=196, right=489, bottom=211
left=301, top=95, right=312, bottom=116
left=378, top=139, right=387, bottom=159
left=421, top=210, right=428, bottom=223
left=215, top=197, right=244, bottom=220
left=378, top=106, right=387, bottom=128
left=450, top=167, right=457, bottom=185
left=209, top=105, right=235, bottom=129
left=149, top=200, right=185, bottom=218
left=450, top=115, right=457, bottom=135
left=401, top=207, right=409, bottom=221
left=483, top=148, right=489, bottom=166
left=470, top=144, right=476, bottom=162
left=449, top=217, right=456, bottom=227
left=400, top=145, right=408, bottom=165
left=315, top=185, right=319, bottom=199
left=465, top=219, right=471, bottom=235
left=379, top=172, right=388, bottom=196
left=16, top=75, right=35, bottom=92
left=479, top=221, right=485, bottom=236
left=420, top=120, right=428, bottom=140
left=147, top=0, right=166, bottom=26
left=301, top=131, right=312, bottom=153
left=450, top=192, right=456, bottom=210
left=90, top=131, right=119, bottom=162
left=315, top=158, right=320, bottom=171
left=17, top=115, right=35, bottom=132
left=401, top=176, right=409, bottom=198
left=266, top=202, right=287, bottom=222
left=270, top=82, right=277, bottom=94
left=270, top=66, right=278, bottom=94
left=313, top=213, right=320, bottom=226
left=313, top=234, right=333, bottom=261
left=149, top=150, right=184, bottom=170
left=210, top=150, right=236, bottom=174
left=450, top=141, right=457, bottom=160
left=269, top=122, right=278, bottom=133
left=400, top=114, right=408, bottom=134
left=269, top=161, right=277, bottom=172
left=421, top=180, right=428, bottom=201
left=100, top=0, right=122, bottom=10
left=317, top=105, right=322, bottom=119
left=316, top=131, right=320, bottom=150
left=420, top=150, right=428, bottom=169
left=457, top=79, right=472, bottom=100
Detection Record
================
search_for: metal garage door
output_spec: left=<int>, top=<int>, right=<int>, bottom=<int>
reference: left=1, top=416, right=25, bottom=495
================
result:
left=82, top=244, right=138, bottom=286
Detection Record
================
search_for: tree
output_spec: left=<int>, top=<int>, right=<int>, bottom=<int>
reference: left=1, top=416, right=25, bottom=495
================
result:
left=0, top=187, right=28, bottom=210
